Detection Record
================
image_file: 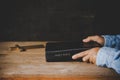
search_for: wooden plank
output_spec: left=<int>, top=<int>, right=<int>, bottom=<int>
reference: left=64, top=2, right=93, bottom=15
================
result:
left=0, top=42, right=120, bottom=80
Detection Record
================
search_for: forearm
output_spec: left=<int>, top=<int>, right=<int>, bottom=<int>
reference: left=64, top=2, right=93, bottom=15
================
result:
left=96, top=47, right=120, bottom=74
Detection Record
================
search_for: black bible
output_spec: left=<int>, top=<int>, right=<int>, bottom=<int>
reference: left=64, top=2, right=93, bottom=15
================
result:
left=45, top=41, right=102, bottom=62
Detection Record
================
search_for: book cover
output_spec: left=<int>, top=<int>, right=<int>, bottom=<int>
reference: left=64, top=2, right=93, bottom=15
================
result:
left=45, top=41, right=102, bottom=62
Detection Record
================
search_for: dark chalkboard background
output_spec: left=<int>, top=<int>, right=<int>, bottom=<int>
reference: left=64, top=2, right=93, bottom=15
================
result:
left=0, top=0, right=120, bottom=41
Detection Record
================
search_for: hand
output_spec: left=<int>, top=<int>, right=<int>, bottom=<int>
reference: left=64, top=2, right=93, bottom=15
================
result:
left=83, top=35, right=105, bottom=46
left=72, top=47, right=100, bottom=64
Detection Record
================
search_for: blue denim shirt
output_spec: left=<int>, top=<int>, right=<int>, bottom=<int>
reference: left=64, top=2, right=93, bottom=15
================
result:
left=96, top=35, right=120, bottom=74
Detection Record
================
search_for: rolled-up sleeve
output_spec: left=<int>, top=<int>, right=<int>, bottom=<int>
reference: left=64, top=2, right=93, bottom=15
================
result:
left=96, top=47, right=120, bottom=74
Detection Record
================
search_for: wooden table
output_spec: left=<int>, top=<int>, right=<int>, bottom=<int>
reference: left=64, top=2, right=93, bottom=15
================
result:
left=0, top=42, right=120, bottom=80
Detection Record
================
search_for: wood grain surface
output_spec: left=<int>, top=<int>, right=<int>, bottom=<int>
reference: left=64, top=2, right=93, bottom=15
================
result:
left=0, top=42, right=120, bottom=80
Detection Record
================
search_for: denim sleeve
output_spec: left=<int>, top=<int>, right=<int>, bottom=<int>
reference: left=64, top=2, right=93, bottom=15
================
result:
left=102, top=34, right=120, bottom=49
left=96, top=47, right=120, bottom=74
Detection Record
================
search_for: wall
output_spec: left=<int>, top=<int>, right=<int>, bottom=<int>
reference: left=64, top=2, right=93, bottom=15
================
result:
left=0, top=0, right=119, bottom=41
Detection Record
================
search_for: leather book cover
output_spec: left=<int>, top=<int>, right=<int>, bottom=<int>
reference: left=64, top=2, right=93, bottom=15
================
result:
left=45, top=41, right=102, bottom=62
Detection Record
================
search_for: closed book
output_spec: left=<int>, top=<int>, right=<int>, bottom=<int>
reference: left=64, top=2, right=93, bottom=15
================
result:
left=45, top=41, right=102, bottom=62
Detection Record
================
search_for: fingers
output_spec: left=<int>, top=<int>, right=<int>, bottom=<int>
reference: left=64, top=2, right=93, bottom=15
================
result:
left=72, top=53, right=94, bottom=63
left=83, top=35, right=99, bottom=43
left=72, top=48, right=99, bottom=64
left=72, top=51, right=91, bottom=63
left=89, top=55, right=96, bottom=64
left=83, top=35, right=104, bottom=45
left=72, top=51, right=88, bottom=60
left=82, top=55, right=91, bottom=62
